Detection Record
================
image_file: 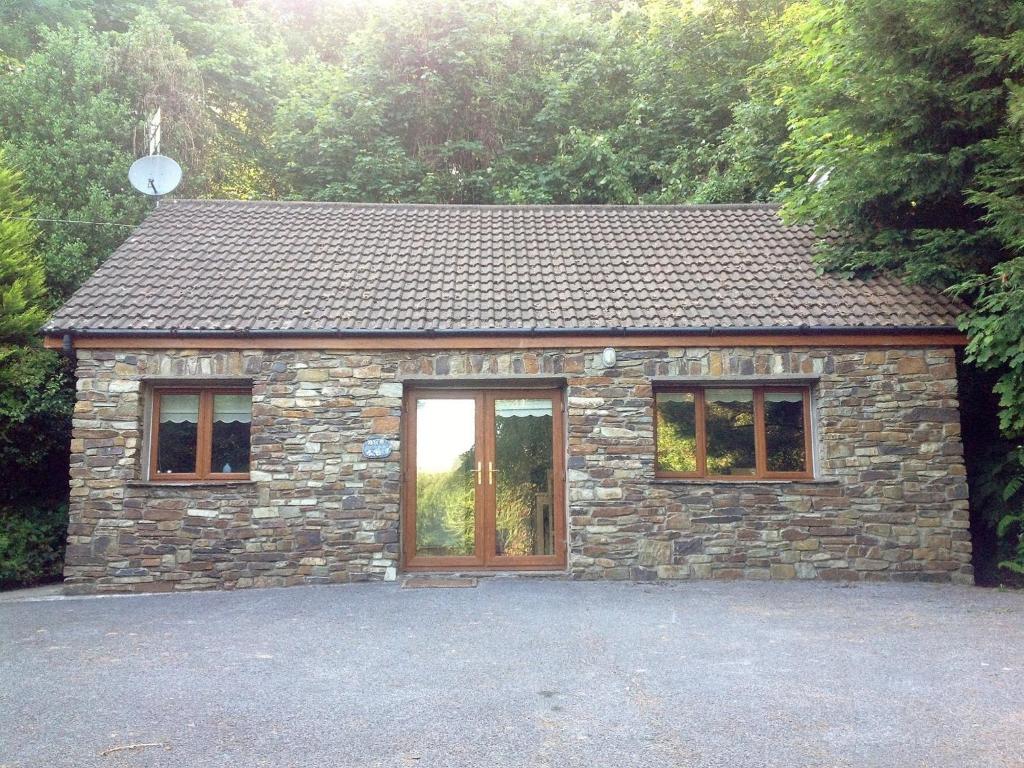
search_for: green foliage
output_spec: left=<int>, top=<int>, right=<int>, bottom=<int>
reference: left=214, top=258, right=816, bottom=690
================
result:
left=415, top=456, right=476, bottom=555
left=0, top=345, right=74, bottom=506
left=705, top=401, right=756, bottom=475
left=765, top=0, right=1015, bottom=280
left=0, top=160, right=46, bottom=340
left=959, top=25, right=1024, bottom=437
left=0, top=26, right=151, bottom=299
left=270, top=0, right=576, bottom=202
left=413, top=413, right=555, bottom=557
left=0, top=0, right=93, bottom=61
left=0, top=6, right=269, bottom=301
left=620, top=0, right=789, bottom=203
left=495, top=483, right=535, bottom=557
left=0, top=148, right=72, bottom=588
left=0, top=0, right=789, bottom=282
left=748, top=0, right=1024, bottom=573
left=0, top=157, right=71, bottom=513
left=268, top=0, right=787, bottom=204
left=0, top=505, right=68, bottom=587
left=958, top=263, right=1024, bottom=436
left=997, top=519, right=1024, bottom=575
left=656, top=398, right=698, bottom=473
left=0, top=343, right=72, bottom=588
left=493, top=413, right=554, bottom=555
left=975, top=444, right=1024, bottom=576
left=968, top=444, right=1024, bottom=577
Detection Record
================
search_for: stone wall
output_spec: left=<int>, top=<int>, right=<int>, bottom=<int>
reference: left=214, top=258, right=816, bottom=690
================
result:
left=63, top=345, right=973, bottom=593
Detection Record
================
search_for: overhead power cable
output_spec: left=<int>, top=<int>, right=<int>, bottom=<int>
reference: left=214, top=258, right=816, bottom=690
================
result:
left=1, top=215, right=136, bottom=228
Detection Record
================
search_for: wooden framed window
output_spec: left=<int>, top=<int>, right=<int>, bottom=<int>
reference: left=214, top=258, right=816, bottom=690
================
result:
left=654, top=386, right=813, bottom=480
left=149, top=388, right=252, bottom=481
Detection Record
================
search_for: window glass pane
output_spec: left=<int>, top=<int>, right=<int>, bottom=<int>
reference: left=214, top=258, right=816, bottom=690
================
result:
left=765, top=392, right=807, bottom=473
left=494, top=399, right=554, bottom=557
left=211, top=394, right=252, bottom=473
left=704, top=388, right=756, bottom=475
left=157, top=394, right=198, bottom=474
left=656, top=392, right=697, bottom=473
left=415, top=398, right=476, bottom=557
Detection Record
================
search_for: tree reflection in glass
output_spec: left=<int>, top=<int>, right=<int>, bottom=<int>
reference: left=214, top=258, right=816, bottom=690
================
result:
left=656, top=392, right=697, bottom=473
left=705, top=388, right=756, bottom=475
left=494, top=399, right=554, bottom=557
left=414, top=399, right=476, bottom=556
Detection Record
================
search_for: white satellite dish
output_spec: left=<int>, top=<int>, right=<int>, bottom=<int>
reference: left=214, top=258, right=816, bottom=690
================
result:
left=129, top=154, right=182, bottom=198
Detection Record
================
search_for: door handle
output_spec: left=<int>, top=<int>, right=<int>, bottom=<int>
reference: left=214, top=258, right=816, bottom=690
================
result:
left=488, top=461, right=498, bottom=485
left=473, top=461, right=482, bottom=485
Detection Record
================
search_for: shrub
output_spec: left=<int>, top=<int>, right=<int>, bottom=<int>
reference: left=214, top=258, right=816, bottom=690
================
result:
left=0, top=504, right=67, bottom=588
left=0, top=344, right=74, bottom=507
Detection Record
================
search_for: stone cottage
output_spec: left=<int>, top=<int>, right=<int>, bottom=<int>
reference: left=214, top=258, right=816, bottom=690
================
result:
left=43, top=200, right=973, bottom=593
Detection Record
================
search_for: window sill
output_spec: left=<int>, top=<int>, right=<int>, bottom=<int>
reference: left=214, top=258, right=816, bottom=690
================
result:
left=651, top=477, right=840, bottom=486
left=127, top=479, right=256, bottom=488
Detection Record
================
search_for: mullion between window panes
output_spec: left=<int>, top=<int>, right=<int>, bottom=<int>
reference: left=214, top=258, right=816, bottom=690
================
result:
left=197, top=390, right=213, bottom=479
left=803, top=391, right=813, bottom=477
left=753, top=388, right=768, bottom=479
left=695, top=389, right=708, bottom=477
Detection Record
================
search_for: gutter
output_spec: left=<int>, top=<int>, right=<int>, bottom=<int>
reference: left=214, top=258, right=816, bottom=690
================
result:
left=44, top=324, right=963, bottom=339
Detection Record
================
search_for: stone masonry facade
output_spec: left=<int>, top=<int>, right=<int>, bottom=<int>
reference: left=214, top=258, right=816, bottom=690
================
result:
left=63, top=345, right=973, bottom=594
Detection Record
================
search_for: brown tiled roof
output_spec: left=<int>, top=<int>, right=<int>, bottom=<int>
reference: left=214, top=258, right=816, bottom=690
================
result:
left=45, top=200, right=963, bottom=335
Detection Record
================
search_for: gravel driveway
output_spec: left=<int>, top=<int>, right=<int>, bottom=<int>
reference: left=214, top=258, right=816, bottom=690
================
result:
left=1, top=579, right=1021, bottom=768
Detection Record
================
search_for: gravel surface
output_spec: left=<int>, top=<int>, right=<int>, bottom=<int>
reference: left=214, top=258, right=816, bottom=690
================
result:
left=2, top=580, right=1021, bottom=768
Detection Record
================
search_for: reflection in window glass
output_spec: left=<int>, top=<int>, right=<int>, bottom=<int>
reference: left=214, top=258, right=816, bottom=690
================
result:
left=415, top=399, right=476, bottom=557
left=212, top=394, right=252, bottom=473
left=656, top=392, right=697, bottom=473
left=765, top=392, right=807, bottom=473
left=157, top=394, right=199, bottom=474
left=705, top=388, right=756, bottom=475
left=494, top=399, right=554, bottom=557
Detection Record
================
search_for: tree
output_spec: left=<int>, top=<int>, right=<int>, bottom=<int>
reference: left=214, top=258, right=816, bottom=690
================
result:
left=269, top=0, right=586, bottom=203
left=0, top=158, right=72, bottom=506
left=766, top=1, right=1017, bottom=282
left=0, top=161, right=46, bottom=340
left=751, top=0, right=1024, bottom=575
left=0, top=10, right=258, bottom=301
left=0, top=0, right=93, bottom=61
left=612, top=0, right=789, bottom=203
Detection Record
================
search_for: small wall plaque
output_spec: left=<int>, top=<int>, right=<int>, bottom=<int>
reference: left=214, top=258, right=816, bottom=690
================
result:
left=362, top=437, right=393, bottom=459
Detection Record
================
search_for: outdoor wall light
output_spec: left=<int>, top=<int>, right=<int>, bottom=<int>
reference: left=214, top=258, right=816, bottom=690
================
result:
left=601, top=347, right=617, bottom=367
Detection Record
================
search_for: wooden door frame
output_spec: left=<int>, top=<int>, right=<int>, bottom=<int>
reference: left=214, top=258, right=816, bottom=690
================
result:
left=401, top=386, right=567, bottom=572
left=480, top=389, right=567, bottom=570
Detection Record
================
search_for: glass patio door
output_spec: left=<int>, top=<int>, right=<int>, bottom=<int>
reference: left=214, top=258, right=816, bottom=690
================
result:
left=404, top=389, right=565, bottom=570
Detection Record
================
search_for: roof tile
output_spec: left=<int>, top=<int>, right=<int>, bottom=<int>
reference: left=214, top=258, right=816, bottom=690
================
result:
left=45, top=200, right=963, bottom=334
